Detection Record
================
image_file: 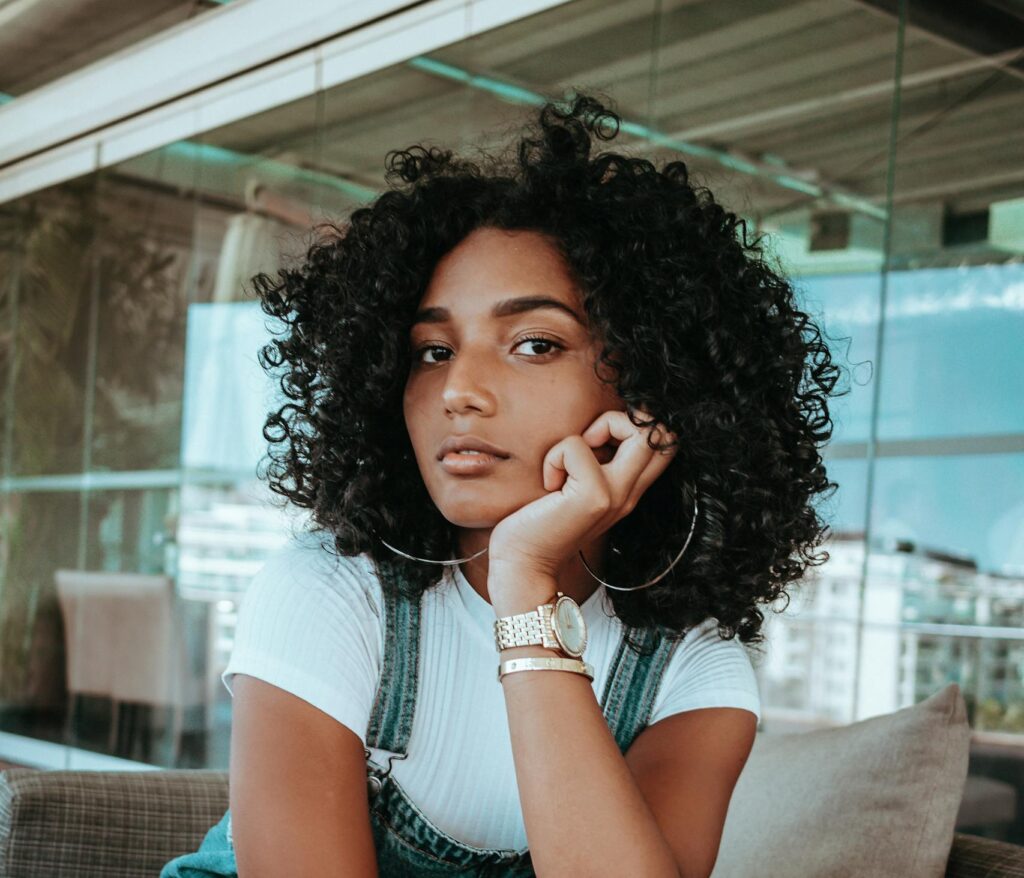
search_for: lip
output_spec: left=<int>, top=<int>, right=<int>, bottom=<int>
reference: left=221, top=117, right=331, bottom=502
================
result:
left=437, top=435, right=511, bottom=460
left=439, top=451, right=508, bottom=475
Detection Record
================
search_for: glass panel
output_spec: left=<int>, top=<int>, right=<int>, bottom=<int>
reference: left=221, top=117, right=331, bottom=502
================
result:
left=62, top=487, right=209, bottom=766
left=878, top=265, right=1024, bottom=440
left=7, top=176, right=100, bottom=477
left=678, top=0, right=900, bottom=731
left=868, top=0, right=1024, bottom=841
left=795, top=273, right=881, bottom=445
left=175, top=477, right=305, bottom=766
left=0, top=198, right=24, bottom=481
left=166, top=87, right=327, bottom=767
left=0, top=491, right=83, bottom=748
left=88, top=154, right=194, bottom=472
left=872, top=455, right=1024, bottom=573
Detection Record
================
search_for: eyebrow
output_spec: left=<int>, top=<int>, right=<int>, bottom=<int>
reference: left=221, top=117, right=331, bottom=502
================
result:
left=411, top=295, right=586, bottom=329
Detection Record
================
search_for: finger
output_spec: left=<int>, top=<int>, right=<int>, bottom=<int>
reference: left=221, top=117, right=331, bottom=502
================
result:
left=633, top=407, right=678, bottom=452
left=542, top=435, right=609, bottom=508
left=622, top=439, right=679, bottom=513
left=582, top=407, right=676, bottom=455
left=582, top=409, right=679, bottom=510
left=582, top=410, right=674, bottom=482
left=623, top=406, right=679, bottom=507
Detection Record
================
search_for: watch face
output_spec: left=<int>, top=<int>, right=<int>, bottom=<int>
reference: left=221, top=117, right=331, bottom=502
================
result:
left=553, top=597, right=587, bottom=656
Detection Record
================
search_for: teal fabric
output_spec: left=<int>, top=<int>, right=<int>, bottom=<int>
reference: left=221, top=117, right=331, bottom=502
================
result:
left=161, top=562, right=678, bottom=877
left=159, top=809, right=234, bottom=877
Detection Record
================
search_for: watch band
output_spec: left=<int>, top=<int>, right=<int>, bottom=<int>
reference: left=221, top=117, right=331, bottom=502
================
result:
left=493, top=602, right=561, bottom=653
left=497, top=656, right=595, bottom=683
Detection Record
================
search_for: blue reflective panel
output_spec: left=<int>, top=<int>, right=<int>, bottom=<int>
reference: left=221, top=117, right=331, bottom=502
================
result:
left=796, top=263, right=1024, bottom=443
left=181, top=302, right=279, bottom=475
left=876, top=260, right=1024, bottom=438
left=816, top=458, right=869, bottom=536
left=878, top=264, right=1024, bottom=440
left=794, top=272, right=882, bottom=445
left=871, top=453, right=1024, bottom=576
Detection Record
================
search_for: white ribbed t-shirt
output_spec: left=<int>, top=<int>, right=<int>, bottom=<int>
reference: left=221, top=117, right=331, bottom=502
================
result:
left=222, top=532, right=762, bottom=852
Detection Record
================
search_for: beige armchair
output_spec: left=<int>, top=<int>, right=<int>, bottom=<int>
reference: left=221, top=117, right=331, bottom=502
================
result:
left=54, top=569, right=208, bottom=764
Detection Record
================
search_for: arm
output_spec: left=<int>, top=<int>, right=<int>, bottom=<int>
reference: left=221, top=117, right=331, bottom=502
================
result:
left=495, top=569, right=674, bottom=877
left=494, top=572, right=755, bottom=878
left=229, top=673, right=378, bottom=878
left=624, top=705, right=757, bottom=878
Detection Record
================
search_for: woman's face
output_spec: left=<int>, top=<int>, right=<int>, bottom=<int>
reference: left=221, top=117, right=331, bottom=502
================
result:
left=403, top=226, right=626, bottom=530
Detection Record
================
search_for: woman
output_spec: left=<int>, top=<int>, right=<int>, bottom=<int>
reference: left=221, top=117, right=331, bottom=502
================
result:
left=162, top=92, right=844, bottom=877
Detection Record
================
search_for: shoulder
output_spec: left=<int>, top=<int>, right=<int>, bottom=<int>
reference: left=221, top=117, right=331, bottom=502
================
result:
left=242, top=529, right=383, bottom=620
left=650, top=617, right=762, bottom=724
left=671, top=617, right=757, bottom=666
left=224, top=530, right=386, bottom=740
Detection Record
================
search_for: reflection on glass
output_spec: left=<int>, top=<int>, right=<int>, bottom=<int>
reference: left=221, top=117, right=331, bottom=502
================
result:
left=0, top=491, right=83, bottom=744
left=798, top=273, right=882, bottom=444
left=88, top=172, right=192, bottom=472
left=56, top=488, right=207, bottom=767
left=872, top=455, right=1024, bottom=576
left=8, top=178, right=99, bottom=477
left=0, top=201, right=20, bottom=477
left=181, top=302, right=280, bottom=479
left=877, top=265, right=1024, bottom=440
left=175, top=478, right=302, bottom=767
left=760, top=534, right=1024, bottom=727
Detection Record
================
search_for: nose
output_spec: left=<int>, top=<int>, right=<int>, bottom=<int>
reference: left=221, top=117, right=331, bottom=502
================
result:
left=441, top=343, right=497, bottom=416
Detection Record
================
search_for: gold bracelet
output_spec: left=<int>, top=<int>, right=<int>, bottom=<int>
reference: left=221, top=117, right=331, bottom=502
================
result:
left=497, top=656, right=595, bottom=683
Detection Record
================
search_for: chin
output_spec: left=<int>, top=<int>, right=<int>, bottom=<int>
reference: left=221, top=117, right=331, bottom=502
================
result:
left=431, top=488, right=537, bottom=530
left=435, top=502, right=511, bottom=529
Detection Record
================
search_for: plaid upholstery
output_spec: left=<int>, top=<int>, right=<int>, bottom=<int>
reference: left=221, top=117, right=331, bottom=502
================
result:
left=1, top=768, right=1023, bottom=876
left=946, top=833, right=1024, bottom=878
left=0, top=768, right=228, bottom=878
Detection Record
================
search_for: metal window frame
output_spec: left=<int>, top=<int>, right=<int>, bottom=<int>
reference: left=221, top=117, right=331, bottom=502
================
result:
left=0, top=731, right=158, bottom=771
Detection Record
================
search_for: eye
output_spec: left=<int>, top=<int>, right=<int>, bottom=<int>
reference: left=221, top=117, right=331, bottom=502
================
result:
left=513, top=334, right=564, bottom=358
left=412, top=345, right=451, bottom=366
left=410, top=334, right=565, bottom=365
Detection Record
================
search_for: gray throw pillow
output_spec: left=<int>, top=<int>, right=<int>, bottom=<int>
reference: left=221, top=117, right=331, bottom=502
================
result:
left=712, top=683, right=970, bottom=877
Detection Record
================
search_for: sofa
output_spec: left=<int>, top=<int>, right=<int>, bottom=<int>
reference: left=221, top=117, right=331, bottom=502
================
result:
left=1, top=684, right=1023, bottom=877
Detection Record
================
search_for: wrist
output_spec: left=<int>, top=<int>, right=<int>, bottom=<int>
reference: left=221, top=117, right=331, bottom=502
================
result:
left=488, top=567, right=559, bottom=618
left=498, top=644, right=565, bottom=660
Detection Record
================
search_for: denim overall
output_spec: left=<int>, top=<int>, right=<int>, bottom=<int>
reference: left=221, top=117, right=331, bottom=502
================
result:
left=161, top=566, right=679, bottom=877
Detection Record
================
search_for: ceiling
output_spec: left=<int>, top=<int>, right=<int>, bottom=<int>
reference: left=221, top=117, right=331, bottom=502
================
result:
left=4, top=0, right=1023, bottom=240
left=186, top=0, right=1024, bottom=225
left=0, top=0, right=223, bottom=98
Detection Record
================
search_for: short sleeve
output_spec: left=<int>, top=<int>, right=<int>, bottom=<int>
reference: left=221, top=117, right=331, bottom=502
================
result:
left=648, top=618, right=762, bottom=725
left=221, top=537, right=383, bottom=747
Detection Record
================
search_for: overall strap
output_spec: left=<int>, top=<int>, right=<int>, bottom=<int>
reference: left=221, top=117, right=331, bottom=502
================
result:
left=599, top=626, right=680, bottom=753
left=364, top=565, right=423, bottom=756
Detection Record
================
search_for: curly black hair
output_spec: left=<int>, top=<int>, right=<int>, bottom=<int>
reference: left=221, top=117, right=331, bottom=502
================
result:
left=252, top=91, right=848, bottom=654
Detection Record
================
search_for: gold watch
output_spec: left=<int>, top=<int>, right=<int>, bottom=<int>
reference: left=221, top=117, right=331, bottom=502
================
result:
left=493, top=591, right=588, bottom=658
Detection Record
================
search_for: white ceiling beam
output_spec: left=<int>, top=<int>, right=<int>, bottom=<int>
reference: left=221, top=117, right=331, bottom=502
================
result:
left=0, top=0, right=414, bottom=167
left=0, top=0, right=575, bottom=205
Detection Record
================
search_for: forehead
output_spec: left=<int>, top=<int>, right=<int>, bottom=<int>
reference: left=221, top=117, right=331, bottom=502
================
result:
left=418, top=227, right=581, bottom=310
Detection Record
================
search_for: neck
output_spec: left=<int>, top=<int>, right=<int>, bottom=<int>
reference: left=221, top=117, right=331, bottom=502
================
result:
left=454, top=528, right=609, bottom=608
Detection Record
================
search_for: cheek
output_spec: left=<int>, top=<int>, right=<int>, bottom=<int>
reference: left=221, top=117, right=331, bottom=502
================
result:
left=402, top=389, right=426, bottom=438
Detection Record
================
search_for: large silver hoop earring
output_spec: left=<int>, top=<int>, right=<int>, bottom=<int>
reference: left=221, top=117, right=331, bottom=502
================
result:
left=373, top=528, right=488, bottom=565
left=578, top=493, right=700, bottom=592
